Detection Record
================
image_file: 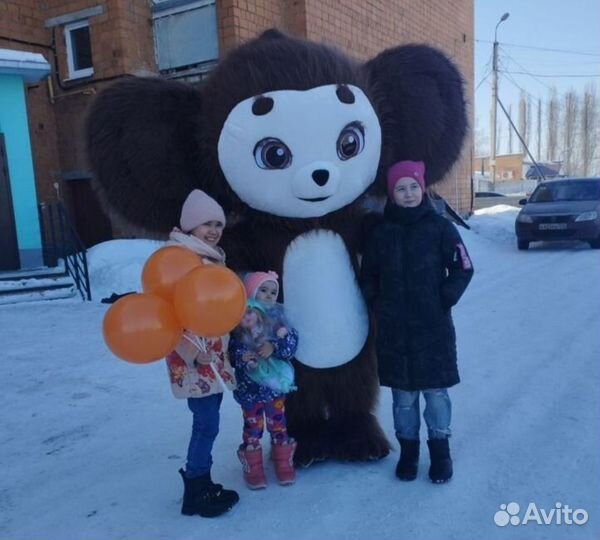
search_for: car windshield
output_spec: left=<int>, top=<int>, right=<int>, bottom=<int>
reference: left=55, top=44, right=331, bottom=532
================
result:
left=529, top=180, right=600, bottom=203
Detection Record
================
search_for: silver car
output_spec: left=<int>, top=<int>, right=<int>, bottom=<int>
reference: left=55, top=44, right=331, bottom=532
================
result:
left=515, top=177, right=600, bottom=250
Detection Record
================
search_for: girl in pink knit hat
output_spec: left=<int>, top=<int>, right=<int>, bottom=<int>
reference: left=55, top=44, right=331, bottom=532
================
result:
left=169, top=188, right=228, bottom=263
left=229, top=271, right=299, bottom=489
left=164, top=189, right=239, bottom=517
left=360, top=160, right=473, bottom=485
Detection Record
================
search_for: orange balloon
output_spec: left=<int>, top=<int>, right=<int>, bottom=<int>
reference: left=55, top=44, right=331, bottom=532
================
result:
left=173, top=265, right=247, bottom=338
left=103, top=293, right=183, bottom=363
left=142, top=246, right=203, bottom=302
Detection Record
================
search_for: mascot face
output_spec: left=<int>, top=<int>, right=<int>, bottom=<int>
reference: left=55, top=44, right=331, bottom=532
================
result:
left=85, top=31, right=467, bottom=236
left=217, top=84, right=381, bottom=218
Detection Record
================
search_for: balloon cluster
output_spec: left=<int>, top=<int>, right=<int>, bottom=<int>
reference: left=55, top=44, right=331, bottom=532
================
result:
left=103, top=246, right=246, bottom=364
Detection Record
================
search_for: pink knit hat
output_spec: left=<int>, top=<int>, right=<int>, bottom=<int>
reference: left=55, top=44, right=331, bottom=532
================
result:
left=244, top=271, right=279, bottom=300
left=387, top=160, right=426, bottom=198
left=180, top=189, right=226, bottom=233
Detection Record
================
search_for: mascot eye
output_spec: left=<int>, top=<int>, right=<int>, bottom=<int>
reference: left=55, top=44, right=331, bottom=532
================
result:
left=254, top=138, right=292, bottom=169
left=336, top=122, right=365, bottom=161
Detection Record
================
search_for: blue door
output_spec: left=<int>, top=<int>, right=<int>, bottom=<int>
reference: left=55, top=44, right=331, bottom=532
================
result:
left=0, top=133, right=20, bottom=270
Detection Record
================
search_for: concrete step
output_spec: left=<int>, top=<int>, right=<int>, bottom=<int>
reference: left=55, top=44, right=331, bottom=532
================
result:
left=0, top=274, right=78, bottom=305
left=0, top=264, right=66, bottom=281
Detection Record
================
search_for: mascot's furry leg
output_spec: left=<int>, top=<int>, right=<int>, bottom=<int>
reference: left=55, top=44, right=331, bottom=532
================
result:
left=286, top=339, right=391, bottom=465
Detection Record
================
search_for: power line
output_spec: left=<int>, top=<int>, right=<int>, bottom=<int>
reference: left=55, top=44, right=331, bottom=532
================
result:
left=476, top=69, right=491, bottom=91
left=499, top=47, right=552, bottom=91
left=475, top=50, right=493, bottom=91
left=475, top=39, right=600, bottom=57
left=500, top=56, right=600, bottom=67
left=500, top=71, right=539, bottom=102
left=501, top=70, right=600, bottom=78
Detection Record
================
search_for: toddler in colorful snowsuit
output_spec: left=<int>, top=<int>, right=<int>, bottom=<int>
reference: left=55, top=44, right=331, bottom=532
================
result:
left=229, top=271, right=299, bottom=488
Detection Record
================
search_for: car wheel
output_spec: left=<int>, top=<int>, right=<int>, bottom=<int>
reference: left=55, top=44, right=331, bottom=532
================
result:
left=517, top=240, right=530, bottom=251
left=589, top=237, right=600, bottom=249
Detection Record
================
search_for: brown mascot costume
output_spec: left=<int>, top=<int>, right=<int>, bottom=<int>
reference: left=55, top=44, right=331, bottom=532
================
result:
left=86, top=29, right=467, bottom=466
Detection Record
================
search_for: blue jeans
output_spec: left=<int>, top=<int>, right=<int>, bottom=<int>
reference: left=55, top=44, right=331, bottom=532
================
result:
left=391, top=388, right=452, bottom=440
left=185, top=393, right=223, bottom=479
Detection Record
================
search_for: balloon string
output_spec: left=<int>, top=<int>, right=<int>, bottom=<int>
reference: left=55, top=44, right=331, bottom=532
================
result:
left=182, top=333, right=228, bottom=392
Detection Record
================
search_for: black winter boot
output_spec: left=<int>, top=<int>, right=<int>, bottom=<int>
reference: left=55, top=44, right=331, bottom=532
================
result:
left=179, top=469, right=239, bottom=517
left=427, top=439, right=453, bottom=484
left=395, top=439, right=419, bottom=481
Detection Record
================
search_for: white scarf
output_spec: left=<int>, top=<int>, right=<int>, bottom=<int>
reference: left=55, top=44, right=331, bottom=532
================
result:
left=167, top=228, right=226, bottom=265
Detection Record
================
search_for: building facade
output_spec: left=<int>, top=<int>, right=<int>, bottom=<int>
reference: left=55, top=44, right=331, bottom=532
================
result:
left=475, top=153, right=562, bottom=183
left=0, top=0, right=474, bottom=270
left=475, top=153, right=527, bottom=182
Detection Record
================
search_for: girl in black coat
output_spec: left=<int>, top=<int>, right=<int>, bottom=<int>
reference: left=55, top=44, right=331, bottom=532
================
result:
left=360, top=160, right=473, bottom=484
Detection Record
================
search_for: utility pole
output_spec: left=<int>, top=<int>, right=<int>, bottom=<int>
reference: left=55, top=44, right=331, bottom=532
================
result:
left=490, top=12, right=509, bottom=190
left=537, top=98, right=542, bottom=160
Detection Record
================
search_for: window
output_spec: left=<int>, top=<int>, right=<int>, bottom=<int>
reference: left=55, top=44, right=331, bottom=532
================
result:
left=530, top=181, right=600, bottom=203
left=152, top=0, right=219, bottom=75
left=64, top=20, right=93, bottom=79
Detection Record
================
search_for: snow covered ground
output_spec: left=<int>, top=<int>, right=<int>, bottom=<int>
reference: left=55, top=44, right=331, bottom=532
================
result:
left=1, top=206, right=599, bottom=540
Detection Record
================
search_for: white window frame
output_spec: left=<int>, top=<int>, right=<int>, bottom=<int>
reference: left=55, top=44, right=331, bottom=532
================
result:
left=152, top=0, right=215, bottom=18
left=64, top=19, right=94, bottom=80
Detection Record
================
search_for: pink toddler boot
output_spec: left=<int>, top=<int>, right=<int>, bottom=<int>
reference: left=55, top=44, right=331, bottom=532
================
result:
left=272, top=440, right=297, bottom=486
left=237, top=445, right=267, bottom=489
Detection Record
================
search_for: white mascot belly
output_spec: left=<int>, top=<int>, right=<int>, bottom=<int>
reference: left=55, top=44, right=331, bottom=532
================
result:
left=283, top=229, right=369, bottom=368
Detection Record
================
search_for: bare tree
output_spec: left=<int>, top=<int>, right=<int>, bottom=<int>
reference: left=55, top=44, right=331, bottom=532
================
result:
left=519, top=91, right=528, bottom=155
left=546, top=88, right=559, bottom=161
left=474, top=116, right=489, bottom=158
left=562, top=89, right=579, bottom=175
left=537, top=98, right=542, bottom=160
left=508, top=104, right=513, bottom=153
left=580, top=84, right=599, bottom=176
left=526, top=94, right=532, bottom=151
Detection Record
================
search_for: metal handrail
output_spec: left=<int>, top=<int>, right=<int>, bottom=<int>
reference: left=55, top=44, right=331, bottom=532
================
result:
left=38, top=201, right=92, bottom=301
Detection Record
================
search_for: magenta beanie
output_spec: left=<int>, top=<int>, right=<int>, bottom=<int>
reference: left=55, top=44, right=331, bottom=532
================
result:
left=244, top=271, right=279, bottom=300
left=180, top=189, right=226, bottom=233
left=386, top=160, right=426, bottom=198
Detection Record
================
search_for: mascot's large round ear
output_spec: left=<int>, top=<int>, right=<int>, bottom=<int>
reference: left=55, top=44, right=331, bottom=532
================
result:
left=364, top=45, right=467, bottom=186
left=85, top=76, right=204, bottom=236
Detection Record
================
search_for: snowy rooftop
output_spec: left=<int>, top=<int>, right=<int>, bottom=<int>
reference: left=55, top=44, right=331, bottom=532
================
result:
left=0, top=48, right=51, bottom=82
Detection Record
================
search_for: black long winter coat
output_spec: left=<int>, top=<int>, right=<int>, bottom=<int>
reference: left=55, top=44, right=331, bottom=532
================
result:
left=360, top=199, right=474, bottom=391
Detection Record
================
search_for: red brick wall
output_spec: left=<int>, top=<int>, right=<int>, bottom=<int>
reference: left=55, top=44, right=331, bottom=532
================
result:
left=0, top=0, right=48, bottom=44
left=1, top=0, right=157, bottom=204
left=41, top=0, right=156, bottom=174
left=41, top=0, right=155, bottom=80
left=2, top=0, right=474, bottom=223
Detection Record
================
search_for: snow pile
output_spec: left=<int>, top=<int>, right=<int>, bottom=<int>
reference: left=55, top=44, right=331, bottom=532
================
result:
left=469, top=204, right=520, bottom=246
left=87, top=238, right=164, bottom=301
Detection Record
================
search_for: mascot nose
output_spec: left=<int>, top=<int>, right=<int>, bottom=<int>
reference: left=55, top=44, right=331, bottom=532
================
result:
left=312, top=169, right=330, bottom=186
